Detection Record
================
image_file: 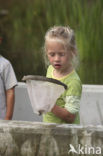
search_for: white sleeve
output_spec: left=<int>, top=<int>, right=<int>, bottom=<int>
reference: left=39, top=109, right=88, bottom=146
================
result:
left=64, top=96, right=80, bottom=114
left=3, top=63, right=17, bottom=90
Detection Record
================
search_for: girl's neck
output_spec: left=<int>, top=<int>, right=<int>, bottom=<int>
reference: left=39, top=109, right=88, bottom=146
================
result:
left=53, top=66, right=74, bottom=79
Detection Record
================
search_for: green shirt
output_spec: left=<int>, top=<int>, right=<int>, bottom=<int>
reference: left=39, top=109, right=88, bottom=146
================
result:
left=43, top=65, right=82, bottom=124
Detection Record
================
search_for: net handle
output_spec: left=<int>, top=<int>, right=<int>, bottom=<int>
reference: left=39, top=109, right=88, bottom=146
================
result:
left=22, top=75, right=67, bottom=90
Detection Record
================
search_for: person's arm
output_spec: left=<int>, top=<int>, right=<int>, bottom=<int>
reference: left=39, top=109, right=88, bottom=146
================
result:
left=52, top=79, right=82, bottom=123
left=51, top=104, right=76, bottom=123
left=5, top=87, right=15, bottom=120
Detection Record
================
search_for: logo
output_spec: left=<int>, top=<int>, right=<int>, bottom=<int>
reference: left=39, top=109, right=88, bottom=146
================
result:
left=68, top=144, right=101, bottom=155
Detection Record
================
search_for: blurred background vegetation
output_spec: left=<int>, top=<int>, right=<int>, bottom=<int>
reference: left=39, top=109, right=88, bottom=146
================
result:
left=0, top=0, right=103, bottom=84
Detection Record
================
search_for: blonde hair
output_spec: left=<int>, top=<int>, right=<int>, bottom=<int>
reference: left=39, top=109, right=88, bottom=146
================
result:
left=43, top=26, right=79, bottom=68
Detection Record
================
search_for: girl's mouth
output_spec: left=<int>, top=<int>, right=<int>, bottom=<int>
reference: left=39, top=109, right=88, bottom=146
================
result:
left=54, top=64, right=61, bottom=69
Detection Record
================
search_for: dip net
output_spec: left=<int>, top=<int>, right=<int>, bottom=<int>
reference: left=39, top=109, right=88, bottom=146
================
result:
left=22, top=75, right=67, bottom=115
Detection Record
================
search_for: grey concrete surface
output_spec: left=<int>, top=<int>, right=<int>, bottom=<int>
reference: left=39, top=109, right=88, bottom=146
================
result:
left=13, top=83, right=103, bottom=125
left=13, top=83, right=42, bottom=122
left=80, top=85, right=103, bottom=125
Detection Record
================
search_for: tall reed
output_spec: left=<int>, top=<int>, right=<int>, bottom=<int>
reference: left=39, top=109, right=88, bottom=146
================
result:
left=0, top=0, right=103, bottom=83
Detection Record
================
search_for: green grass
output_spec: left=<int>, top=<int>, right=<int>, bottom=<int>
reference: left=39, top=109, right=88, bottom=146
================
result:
left=0, top=0, right=103, bottom=84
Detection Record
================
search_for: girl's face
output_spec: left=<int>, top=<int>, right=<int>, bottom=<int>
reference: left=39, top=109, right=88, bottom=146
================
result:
left=46, top=40, right=72, bottom=73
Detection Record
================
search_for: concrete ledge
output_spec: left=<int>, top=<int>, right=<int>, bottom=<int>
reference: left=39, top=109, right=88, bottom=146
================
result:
left=0, top=120, right=103, bottom=156
left=82, top=84, right=103, bottom=93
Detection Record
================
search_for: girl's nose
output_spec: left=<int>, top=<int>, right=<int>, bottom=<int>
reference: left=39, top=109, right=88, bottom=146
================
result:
left=54, top=55, right=60, bottom=61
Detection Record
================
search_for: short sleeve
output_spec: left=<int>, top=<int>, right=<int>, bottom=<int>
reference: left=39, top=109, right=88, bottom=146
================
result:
left=3, top=62, right=17, bottom=90
left=46, top=65, right=53, bottom=78
left=64, top=80, right=82, bottom=114
left=66, top=79, right=82, bottom=96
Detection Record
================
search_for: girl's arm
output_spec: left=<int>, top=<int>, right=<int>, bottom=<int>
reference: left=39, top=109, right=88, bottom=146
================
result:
left=5, top=88, right=15, bottom=120
left=51, top=104, right=76, bottom=123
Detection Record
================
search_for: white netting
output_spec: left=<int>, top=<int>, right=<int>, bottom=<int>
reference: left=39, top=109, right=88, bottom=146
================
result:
left=26, top=79, right=65, bottom=115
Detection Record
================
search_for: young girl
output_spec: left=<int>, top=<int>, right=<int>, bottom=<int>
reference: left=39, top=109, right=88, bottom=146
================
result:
left=43, top=26, right=82, bottom=124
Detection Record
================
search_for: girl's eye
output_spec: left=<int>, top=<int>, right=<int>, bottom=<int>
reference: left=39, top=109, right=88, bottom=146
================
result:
left=48, top=53, right=55, bottom=57
left=59, top=53, right=65, bottom=56
left=47, top=52, right=65, bottom=57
